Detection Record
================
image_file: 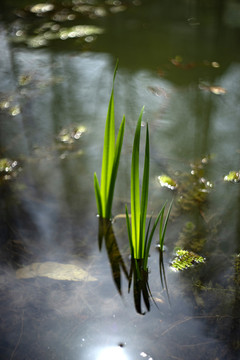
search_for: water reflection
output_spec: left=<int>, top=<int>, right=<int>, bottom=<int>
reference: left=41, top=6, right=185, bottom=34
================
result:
left=98, top=216, right=170, bottom=314
left=96, top=346, right=129, bottom=360
left=98, top=218, right=128, bottom=295
left=1, top=0, right=240, bottom=358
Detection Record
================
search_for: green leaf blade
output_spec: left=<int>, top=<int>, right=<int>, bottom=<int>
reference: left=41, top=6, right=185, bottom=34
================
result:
left=106, top=115, right=125, bottom=218
left=131, top=115, right=141, bottom=258
left=94, top=172, right=103, bottom=217
left=100, top=89, right=115, bottom=217
left=140, top=118, right=149, bottom=258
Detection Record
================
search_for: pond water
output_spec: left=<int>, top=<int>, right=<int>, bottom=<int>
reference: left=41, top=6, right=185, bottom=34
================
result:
left=0, top=0, right=240, bottom=359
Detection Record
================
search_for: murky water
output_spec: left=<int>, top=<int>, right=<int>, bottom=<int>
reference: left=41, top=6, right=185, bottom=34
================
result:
left=0, top=1, right=240, bottom=359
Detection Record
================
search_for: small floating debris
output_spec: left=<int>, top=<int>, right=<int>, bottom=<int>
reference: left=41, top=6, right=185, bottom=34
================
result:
left=9, top=105, right=21, bottom=116
left=0, top=158, right=18, bottom=173
left=57, top=124, right=87, bottom=144
left=199, top=84, right=226, bottom=95
left=157, top=175, right=177, bottom=190
left=170, top=249, right=205, bottom=271
left=0, top=99, right=11, bottom=110
left=16, top=262, right=97, bottom=282
left=0, top=158, right=19, bottom=181
left=224, top=170, right=240, bottom=183
left=0, top=96, right=21, bottom=116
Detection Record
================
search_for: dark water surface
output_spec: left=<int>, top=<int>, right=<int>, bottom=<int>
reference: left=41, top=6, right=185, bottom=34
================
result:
left=0, top=1, right=240, bottom=359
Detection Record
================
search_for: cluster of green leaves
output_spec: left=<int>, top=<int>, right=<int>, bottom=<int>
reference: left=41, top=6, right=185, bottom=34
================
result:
left=170, top=249, right=205, bottom=271
left=94, top=60, right=125, bottom=219
left=224, top=170, right=240, bottom=183
left=94, top=62, right=172, bottom=267
left=125, top=111, right=172, bottom=266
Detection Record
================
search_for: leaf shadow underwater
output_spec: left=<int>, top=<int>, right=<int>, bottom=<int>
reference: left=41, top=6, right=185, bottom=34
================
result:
left=97, top=217, right=170, bottom=314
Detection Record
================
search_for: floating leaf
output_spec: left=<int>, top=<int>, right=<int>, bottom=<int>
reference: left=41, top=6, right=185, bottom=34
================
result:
left=16, top=262, right=97, bottom=282
left=170, top=249, right=205, bottom=271
left=0, top=99, right=11, bottom=109
left=18, top=74, right=32, bottom=86
left=157, top=175, right=177, bottom=190
left=57, top=124, right=87, bottom=144
left=211, top=61, right=220, bottom=68
left=199, top=84, right=226, bottom=95
left=209, top=86, right=226, bottom=95
left=224, top=170, right=240, bottom=183
left=9, top=105, right=21, bottom=116
left=0, top=158, right=18, bottom=174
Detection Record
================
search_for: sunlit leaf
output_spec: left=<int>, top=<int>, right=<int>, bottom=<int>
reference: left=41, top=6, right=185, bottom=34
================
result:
left=199, top=83, right=226, bottom=95
left=57, top=124, right=87, bottom=144
left=209, top=86, right=226, bottom=95
left=224, top=170, right=240, bottom=183
left=0, top=158, right=18, bottom=174
left=170, top=249, right=205, bottom=272
left=157, top=175, right=177, bottom=190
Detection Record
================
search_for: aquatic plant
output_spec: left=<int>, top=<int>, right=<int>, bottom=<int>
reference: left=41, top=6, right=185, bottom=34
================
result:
left=94, top=61, right=125, bottom=219
left=125, top=109, right=170, bottom=269
left=157, top=175, right=177, bottom=190
left=224, top=170, right=240, bottom=183
left=170, top=249, right=205, bottom=271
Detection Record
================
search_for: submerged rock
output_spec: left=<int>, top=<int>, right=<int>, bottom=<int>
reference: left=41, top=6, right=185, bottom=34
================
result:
left=16, top=262, right=97, bottom=282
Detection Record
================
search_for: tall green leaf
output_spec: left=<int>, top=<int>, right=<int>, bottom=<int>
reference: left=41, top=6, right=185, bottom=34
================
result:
left=94, top=172, right=102, bottom=217
left=131, top=114, right=141, bottom=258
left=140, top=119, right=149, bottom=258
left=106, top=115, right=125, bottom=218
left=100, top=61, right=119, bottom=217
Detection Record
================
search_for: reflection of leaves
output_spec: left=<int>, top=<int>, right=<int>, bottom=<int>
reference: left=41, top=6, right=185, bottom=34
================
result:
left=170, top=249, right=205, bottom=271
left=98, top=218, right=128, bottom=295
left=234, top=254, right=240, bottom=287
left=10, top=1, right=130, bottom=49
left=29, top=3, right=55, bottom=14
left=177, top=221, right=206, bottom=253
left=129, top=259, right=151, bottom=315
left=175, top=156, right=213, bottom=212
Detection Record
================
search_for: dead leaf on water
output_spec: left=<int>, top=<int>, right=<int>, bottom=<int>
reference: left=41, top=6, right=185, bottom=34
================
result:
left=199, top=84, right=227, bottom=95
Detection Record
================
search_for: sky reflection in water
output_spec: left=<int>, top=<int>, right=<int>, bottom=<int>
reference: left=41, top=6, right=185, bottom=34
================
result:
left=0, top=0, right=240, bottom=359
